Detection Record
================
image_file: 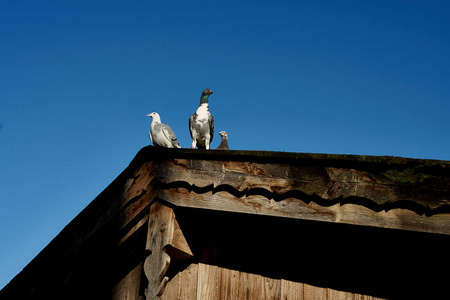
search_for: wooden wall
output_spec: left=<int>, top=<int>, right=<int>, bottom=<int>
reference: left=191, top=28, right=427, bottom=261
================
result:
left=161, top=205, right=448, bottom=300
left=162, top=262, right=383, bottom=300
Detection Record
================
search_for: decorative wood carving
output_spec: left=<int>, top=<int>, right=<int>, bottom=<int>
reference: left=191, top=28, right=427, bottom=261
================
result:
left=143, top=202, right=193, bottom=300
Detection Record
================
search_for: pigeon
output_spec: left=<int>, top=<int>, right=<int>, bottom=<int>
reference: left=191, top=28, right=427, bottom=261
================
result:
left=215, top=131, right=229, bottom=150
left=189, top=89, right=214, bottom=149
left=147, top=112, right=181, bottom=148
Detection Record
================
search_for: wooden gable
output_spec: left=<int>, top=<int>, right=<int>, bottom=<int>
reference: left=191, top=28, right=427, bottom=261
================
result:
left=1, top=146, right=449, bottom=299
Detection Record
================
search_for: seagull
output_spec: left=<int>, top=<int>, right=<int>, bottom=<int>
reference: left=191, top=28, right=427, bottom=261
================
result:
left=189, top=89, right=214, bottom=149
left=147, top=112, right=181, bottom=148
left=215, top=131, right=229, bottom=150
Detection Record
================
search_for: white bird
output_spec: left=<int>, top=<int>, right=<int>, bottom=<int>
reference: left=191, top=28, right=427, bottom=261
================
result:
left=147, top=112, right=181, bottom=148
left=215, top=131, right=230, bottom=150
left=189, top=89, right=214, bottom=149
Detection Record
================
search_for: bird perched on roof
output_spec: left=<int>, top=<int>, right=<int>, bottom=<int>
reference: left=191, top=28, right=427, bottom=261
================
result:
left=215, top=131, right=229, bottom=150
left=147, top=112, right=181, bottom=148
left=189, top=89, right=214, bottom=149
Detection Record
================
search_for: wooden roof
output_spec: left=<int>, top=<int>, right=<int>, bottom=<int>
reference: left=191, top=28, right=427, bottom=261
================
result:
left=1, top=146, right=449, bottom=299
left=145, top=146, right=450, bottom=234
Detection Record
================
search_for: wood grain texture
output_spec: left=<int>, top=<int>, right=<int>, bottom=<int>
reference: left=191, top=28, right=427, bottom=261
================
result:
left=162, top=263, right=200, bottom=300
left=160, top=270, right=179, bottom=300
left=218, top=267, right=239, bottom=300
left=237, top=272, right=262, bottom=300
left=2, top=146, right=446, bottom=298
left=328, top=288, right=350, bottom=300
left=151, top=153, right=450, bottom=235
left=159, top=188, right=450, bottom=235
left=281, top=279, right=304, bottom=300
left=304, top=283, right=327, bottom=300
left=262, top=276, right=281, bottom=300
left=156, top=157, right=450, bottom=212
left=144, top=202, right=174, bottom=300
left=197, top=263, right=218, bottom=300
left=179, top=263, right=198, bottom=300
left=165, top=218, right=194, bottom=261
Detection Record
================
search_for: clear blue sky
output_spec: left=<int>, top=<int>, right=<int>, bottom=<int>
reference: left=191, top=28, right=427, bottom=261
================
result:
left=1, top=0, right=449, bottom=289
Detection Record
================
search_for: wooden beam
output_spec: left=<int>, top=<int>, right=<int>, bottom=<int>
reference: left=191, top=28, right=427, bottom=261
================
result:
left=156, top=158, right=450, bottom=213
left=143, top=202, right=194, bottom=300
left=165, top=218, right=194, bottom=261
left=151, top=156, right=450, bottom=235
left=144, top=202, right=173, bottom=300
left=159, top=188, right=450, bottom=235
left=197, top=263, right=219, bottom=299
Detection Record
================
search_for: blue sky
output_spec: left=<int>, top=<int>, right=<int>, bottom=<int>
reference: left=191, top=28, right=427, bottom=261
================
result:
left=1, top=0, right=449, bottom=289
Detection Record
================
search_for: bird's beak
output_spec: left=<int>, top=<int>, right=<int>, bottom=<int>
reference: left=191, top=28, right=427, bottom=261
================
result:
left=146, top=114, right=151, bottom=117
left=210, top=90, right=213, bottom=94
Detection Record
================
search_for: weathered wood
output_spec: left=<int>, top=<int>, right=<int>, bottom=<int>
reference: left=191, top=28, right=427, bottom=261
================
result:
left=179, top=263, right=198, bottom=300
left=161, top=263, right=200, bottom=300
left=304, top=283, right=327, bottom=300
left=120, top=162, right=155, bottom=204
left=238, top=272, right=262, bottom=300
left=144, top=201, right=194, bottom=300
left=156, top=158, right=450, bottom=212
left=117, top=216, right=148, bottom=247
left=144, top=202, right=173, bottom=300
left=262, top=276, right=281, bottom=300
left=0, top=155, right=160, bottom=298
left=160, top=269, right=180, bottom=300
left=118, top=181, right=157, bottom=232
left=218, top=267, right=239, bottom=300
left=281, top=279, right=304, bottom=300
left=159, top=188, right=450, bottom=235
left=3, top=146, right=448, bottom=299
left=197, top=263, right=218, bottom=299
left=328, top=288, right=350, bottom=300
left=165, top=218, right=194, bottom=261
left=112, top=263, right=142, bottom=300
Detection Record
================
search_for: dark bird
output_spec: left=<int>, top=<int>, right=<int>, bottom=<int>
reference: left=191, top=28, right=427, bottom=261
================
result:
left=189, top=89, right=214, bottom=149
left=216, top=131, right=230, bottom=150
left=147, top=112, right=181, bottom=148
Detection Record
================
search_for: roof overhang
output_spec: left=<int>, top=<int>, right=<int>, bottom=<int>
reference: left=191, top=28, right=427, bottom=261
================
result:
left=135, top=146, right=450, bottom=235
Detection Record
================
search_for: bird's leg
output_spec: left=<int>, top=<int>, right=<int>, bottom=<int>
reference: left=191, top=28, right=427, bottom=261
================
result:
left=205, top=136, right=210, bottom=150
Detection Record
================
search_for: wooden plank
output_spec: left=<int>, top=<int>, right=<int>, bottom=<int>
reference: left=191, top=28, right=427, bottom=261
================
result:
left=218, top=267, right=239, bottom=300
left=143, top=202, right=175, bottom=300
left=303, top=283, right=327, bottom=300
left=112, top=263, right=142, bottom=300
left=118, top=183, right=156, bottom=232
left=328, top=288, right=351, bottom=300
left=262, top=276, right=281, bottom=300
left=157, top=158, right=450, bottom=211
left=143, top=201, right=194, bottom=299
left=117, top=216, right=148, bottom=247
left=237, top=272, right=262, bottom=300
left=120, top=161, right=156, bottom=209
left=165, top=218, right=194, bottom=260
left=155, top=156, right=450, bottom=236
left=348, top=295, right=376, bottom=300
left=281, top=279, right=303, bottom=300
left=160, top=271, right=180, bottom=300
left=179, top=263, right=199, bottom=300
left=197, top=263, right=218, bottom=300
left=159, top=189, right=450, bottom=235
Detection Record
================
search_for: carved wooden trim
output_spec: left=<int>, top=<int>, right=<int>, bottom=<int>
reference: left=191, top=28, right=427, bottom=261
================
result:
left=143, top=202, right=193, bottom=300
left=153, top=156, right=450, bottom=235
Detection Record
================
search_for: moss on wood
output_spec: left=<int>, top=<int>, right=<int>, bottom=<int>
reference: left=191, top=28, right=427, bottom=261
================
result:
left=382, top=168, right=432, bottom=184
